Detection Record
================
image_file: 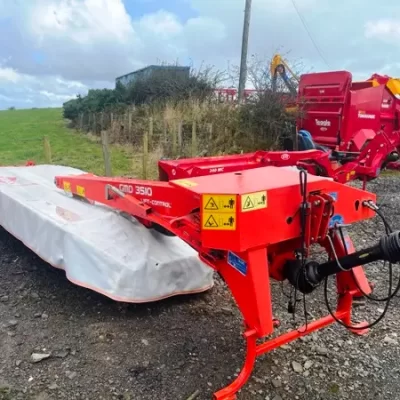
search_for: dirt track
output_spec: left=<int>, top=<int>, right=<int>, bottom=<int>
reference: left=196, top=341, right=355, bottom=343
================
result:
left=1, top=175, right=400, bottom=400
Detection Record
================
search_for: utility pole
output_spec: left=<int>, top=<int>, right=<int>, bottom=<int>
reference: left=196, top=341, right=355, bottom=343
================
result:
left=238, top=0, right=252, bottom=103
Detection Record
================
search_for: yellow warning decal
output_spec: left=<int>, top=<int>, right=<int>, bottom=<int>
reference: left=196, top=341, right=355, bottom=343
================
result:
left=174, top=179, right=198, bottom=188
left=202, top=194, right=236, bottom=213
left=63, top=181, right=71, bottom=192
left=241, top=191, right=267, bottom=212
left=202, top=212, right=236, bottom=230
left=76, top=185, right=86, bottom=197
left=345, top=170, right=356, bottom=182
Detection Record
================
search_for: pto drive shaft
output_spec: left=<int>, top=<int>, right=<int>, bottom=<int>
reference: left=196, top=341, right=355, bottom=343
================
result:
left=284, top=231, right=400, bottom=294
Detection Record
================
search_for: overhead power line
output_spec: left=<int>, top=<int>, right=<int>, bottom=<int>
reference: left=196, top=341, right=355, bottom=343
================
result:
left=289, top=0, right=330, bottom=69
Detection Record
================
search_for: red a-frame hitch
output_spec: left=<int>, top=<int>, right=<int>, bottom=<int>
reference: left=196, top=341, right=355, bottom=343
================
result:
left=54, top=166, right=400, bottom=399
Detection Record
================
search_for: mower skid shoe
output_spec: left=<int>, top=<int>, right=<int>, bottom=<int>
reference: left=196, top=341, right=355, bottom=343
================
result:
left=349, top=321, right=369, bottom=336
left=337, top=292, right=370, bottom=336
left=213, top=330, right=257, bottom=400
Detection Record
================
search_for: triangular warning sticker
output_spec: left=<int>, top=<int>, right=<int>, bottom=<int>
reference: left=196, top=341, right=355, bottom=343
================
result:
left=243, top=196, right=254, bottom=210
left=205, top=215, right=218, bottom=227
left=205, top=197, right=218, bottom=210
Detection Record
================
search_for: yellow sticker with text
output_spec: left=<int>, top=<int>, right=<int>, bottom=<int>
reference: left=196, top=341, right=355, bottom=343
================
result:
left=202, top=212, right=236, bottom=230
left=63, top=181, right=71, bottom=192
left=173, top=179, right=198, bottom=188
left=202, top=194, right=236, bottom=213
left=241, top=191, right=267, bottom=212
left=345, top=171, right=355, bottom=182
left=76, top=185, right=86, bottom=197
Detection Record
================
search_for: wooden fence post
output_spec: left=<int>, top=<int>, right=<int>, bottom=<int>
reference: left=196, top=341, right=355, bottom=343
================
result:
left=79, top=113, right=84, bottom=131
left=170, top=121, right=177, bottom=157
left=93, top=113, right=97, bottom=134
left=163, top=119, right=167, bottom=139
left=128, top=110, right=132, bottom=137
left=208, top=122, right=213, bottom=153
left=101, top=130, right=112, bottom=176
left=110, top=112, right=116, bottom=141
left=100, top=112, right=104, bottom=132
left=177, top=120, right=183, bottom=150
left=143, top=129, right=149, bottom=179
left=191, top=120, right=197, bottom=157
left=149, top=117, right=153, bottom=150
left=208, top=123, right=213, bottom=141
left=43, top=136, right=52, bottom=164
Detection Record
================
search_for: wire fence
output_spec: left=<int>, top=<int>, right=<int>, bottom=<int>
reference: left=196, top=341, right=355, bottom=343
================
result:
left=76, top=110, right=242, bottom=155
left=64, top=102, right=297, bottom=179
left=99, top=117, right=208, bottom=179
left=70, top=109, right=262, bottom=179
left=0, top=136, right=52, bottom=168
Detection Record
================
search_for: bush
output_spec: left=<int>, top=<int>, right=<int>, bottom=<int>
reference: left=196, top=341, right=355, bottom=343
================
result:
left=63, top=64, right=222, bottom=121
left=238, top=90, right=296, bottom=150
left=63, top=89, right=123, bottom=121
left=63, top=56, right=301, bottom=155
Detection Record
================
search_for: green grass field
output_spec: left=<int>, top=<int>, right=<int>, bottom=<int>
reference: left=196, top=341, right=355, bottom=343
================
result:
left=0, top=107, right=138, bottom=176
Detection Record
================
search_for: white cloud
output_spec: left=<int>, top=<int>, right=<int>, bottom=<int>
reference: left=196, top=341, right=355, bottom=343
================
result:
left=39, top=90, right=74, bottom=102
left=29, top=0, right=135, bottom=45
left=365, top=19, right=400, bottom=41
left=0, top=0, right=141, bottom=82
left=381, top=63, right=400, bottom=75
left=185, top=17, right=226, bottom=45
left=1, top=0, right=400, bottom=109
left=138, top=10, right=183, bottom=37
left=0, top=64, right=89, bottom=109
left=0, top=94, right=15, bottom=102
left=55, top=77, right=87, bottom=90
left=0, top=66, right=22, bottom=83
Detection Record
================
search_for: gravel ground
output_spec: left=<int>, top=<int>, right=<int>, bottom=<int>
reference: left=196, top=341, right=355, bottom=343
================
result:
left=1, top=175, right=400, bottom=400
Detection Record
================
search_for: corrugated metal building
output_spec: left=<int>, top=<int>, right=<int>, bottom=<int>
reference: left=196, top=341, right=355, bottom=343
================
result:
left=115, top=65, right=190, bottom=87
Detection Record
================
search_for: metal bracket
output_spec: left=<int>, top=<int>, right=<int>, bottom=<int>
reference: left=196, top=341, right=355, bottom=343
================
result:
left=105, top=184, right=125, bottom=201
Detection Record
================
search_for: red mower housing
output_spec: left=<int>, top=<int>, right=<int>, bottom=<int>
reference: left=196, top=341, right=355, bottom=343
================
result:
left=53, top=164, right=400, bottom=400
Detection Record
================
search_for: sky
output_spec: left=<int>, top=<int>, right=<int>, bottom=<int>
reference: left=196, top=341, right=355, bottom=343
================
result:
left=0, top=0, right=399, bottom=109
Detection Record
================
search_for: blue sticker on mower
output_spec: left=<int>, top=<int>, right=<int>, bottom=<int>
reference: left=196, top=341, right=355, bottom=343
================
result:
left=329, top=192, right=338, bottom=201
left=228, top=252, right=247, bottom=276
left=329, top=214, right=344, bottom=228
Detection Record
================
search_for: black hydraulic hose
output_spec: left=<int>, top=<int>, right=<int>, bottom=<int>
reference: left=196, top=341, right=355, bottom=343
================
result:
left=323, top=210, right=397, bottom=331
left=343, top=214, right=400, bottom=302
left=323, top=270, right=392, bottom=331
